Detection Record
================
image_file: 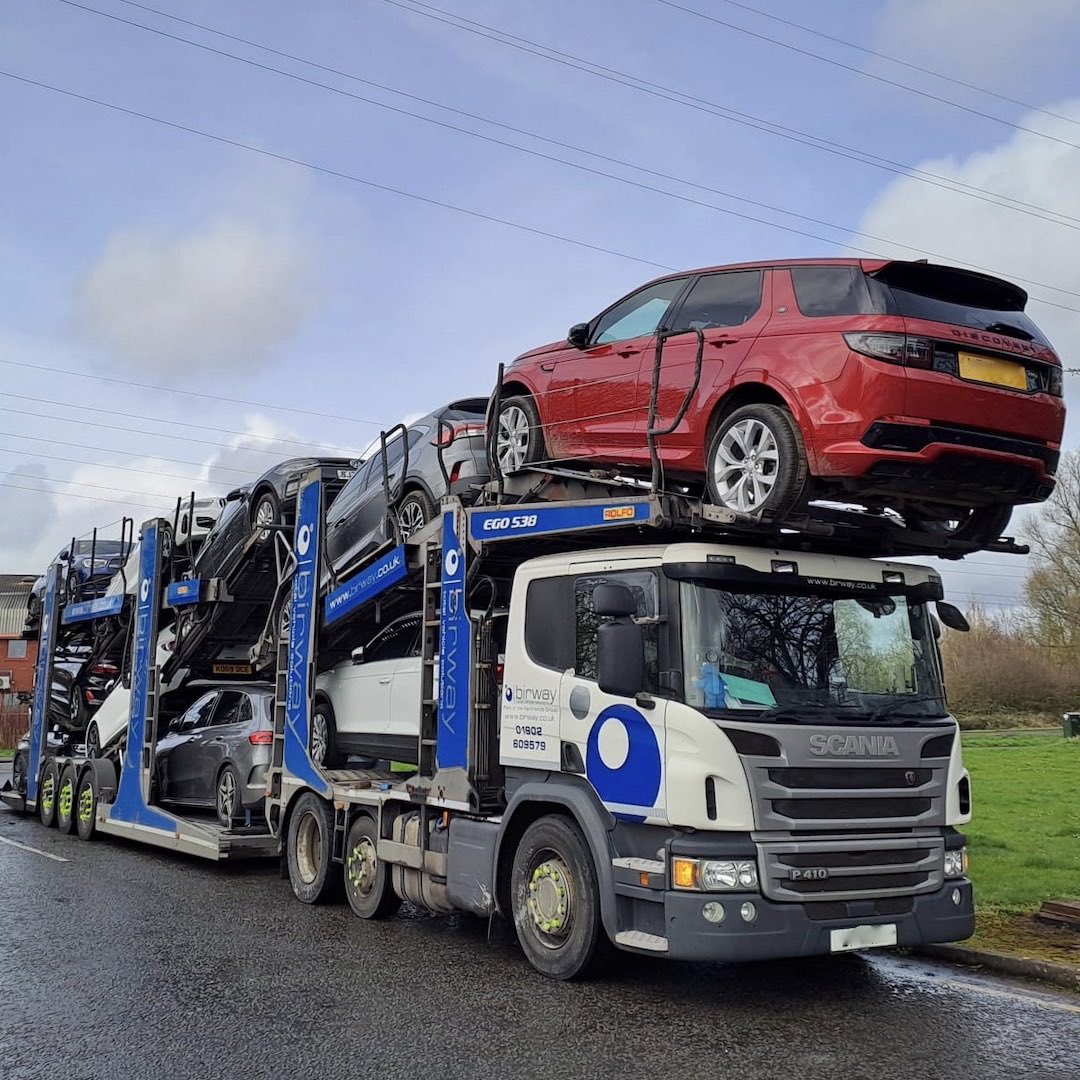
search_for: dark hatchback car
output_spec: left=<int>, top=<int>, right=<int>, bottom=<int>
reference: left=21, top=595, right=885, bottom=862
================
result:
left=191, top=457, right=358, bottom=582
left=154, top=683, right=275, bottom=827
left=324, top=400, right=489, bottom=580
left=27, top=538, right=133, bottom=622
left=49, top=643, right=119, bottom=733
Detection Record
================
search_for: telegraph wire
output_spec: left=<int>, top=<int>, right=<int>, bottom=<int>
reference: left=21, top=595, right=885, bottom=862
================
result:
left=380, top=0, right=1080, bottom=230
left=0, top=446, right=235, bottom=489
left=653, top=0, right=1080, bottom=150
left=50, top=0, right=1080, bottom=300
left=708, top=0, right=1080, bottom=130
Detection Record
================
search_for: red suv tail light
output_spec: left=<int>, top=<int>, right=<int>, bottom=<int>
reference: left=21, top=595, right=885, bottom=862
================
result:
left=844, top=332, right=933, bottom=369
left=433, top=422, right=486, bottom=447
left=248, top=730, right=273, bottom=745
left=90, top=662, right=119, bottom=676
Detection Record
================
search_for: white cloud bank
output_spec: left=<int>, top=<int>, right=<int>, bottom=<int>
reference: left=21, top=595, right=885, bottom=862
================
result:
left=74, top=219, right=312, bottom=377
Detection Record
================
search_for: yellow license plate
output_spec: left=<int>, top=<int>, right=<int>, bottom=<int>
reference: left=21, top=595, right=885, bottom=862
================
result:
left=958, top=351, right=1027, bottom=390
left=212, top=662, right=252, bottom=675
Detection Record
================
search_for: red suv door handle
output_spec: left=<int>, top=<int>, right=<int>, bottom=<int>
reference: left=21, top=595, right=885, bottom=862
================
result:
left=709, top=338, right=738, bottom=348
left=540, top=362, right=555, bottom=372
left=616, top=347, right=636, bottom=358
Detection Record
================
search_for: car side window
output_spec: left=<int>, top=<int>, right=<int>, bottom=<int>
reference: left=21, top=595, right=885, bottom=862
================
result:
left=364, top=615, right=422, bottom=663
left=669, top=270, right=763, bottom=333
left=212, top=691, right=248, bottom=726
left=790, top=266, right=880, bottom=317
left=182, top=693, right=218, bottom=731
left=592, top=278, right=688, bottom=346
left=331, top=459, right=375, bottom=514
left=573, top=571, right=660, bottom=693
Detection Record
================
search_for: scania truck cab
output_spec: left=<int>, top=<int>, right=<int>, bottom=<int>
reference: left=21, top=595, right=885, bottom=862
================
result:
left=494, top=541, right=972, bottom=969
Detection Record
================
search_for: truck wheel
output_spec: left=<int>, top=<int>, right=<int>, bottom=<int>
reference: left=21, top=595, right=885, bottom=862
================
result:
left=706, top=403, right=807, bottom=521
left=287, top=792, right=342, bottom=904
left=344, top=814, right=400, bottom=920
left=510, top=814, right=604, bottom=980
left=76, top=769, right=99, bottom=841
left=215, top=764, right=242, bottom=828
left=56, top=765, right=77, bottom=835
left=38, top=759, right=60, bottom=828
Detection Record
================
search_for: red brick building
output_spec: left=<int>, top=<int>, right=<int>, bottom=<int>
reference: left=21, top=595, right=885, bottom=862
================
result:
left=1, top=575, right=38, bottom=736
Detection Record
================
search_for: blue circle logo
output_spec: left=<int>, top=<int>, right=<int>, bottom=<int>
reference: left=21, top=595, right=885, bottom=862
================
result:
left=585, top=704, right=661, bottom=813
left=505, top=686, right=513, bottom=702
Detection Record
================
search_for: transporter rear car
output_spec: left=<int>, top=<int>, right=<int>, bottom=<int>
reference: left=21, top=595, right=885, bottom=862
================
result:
left=494, top=258, right=1064, bottom=544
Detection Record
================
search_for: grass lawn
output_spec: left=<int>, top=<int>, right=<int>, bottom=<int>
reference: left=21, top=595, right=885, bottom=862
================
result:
left=0, top=749, right=13, bottom=760
left=960, top=733, right=1080, bottom=965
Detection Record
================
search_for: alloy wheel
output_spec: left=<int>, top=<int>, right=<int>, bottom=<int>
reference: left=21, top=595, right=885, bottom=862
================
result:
left=217, top=771, right=237, bottom=822
left=311, top=713, right=328, bottom=766
left=398, top=500, right=427, bottom=537
left=496, top=405, right=531, bottom=473
left=712, top=418, right=780, bottom=513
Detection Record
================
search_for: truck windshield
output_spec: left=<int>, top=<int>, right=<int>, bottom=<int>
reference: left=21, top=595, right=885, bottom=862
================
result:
left=679, top=582, right=946, bottom=720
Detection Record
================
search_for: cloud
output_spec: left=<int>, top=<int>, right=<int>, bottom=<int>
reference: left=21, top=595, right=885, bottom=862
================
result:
left=872, top=1, right=1080, bottom=92
left=858, top=100, right=1080, bottom=608
left=73, top=219, right=313, bottom=377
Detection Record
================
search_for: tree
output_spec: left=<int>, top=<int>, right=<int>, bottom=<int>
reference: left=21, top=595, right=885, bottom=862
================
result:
left=1025, top=450, right=1080, bottom=654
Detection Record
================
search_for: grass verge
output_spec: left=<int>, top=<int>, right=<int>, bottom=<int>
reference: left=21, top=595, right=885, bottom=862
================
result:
left=961, top=733, right=1080, bottom=965
left=0, top=748, right=14, bottom=760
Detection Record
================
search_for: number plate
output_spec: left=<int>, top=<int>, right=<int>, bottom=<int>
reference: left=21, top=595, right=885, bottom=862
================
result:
left=336, top=469, right=357, bottom=480
left=958, top=351, right=1027, bottom=390
left=212, top=662, right=252, bottom=675
left=829, top=923, right=898, bottom=953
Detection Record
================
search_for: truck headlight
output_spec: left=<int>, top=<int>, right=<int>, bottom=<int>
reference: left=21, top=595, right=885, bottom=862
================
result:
left=701, top=860, right=758, bottom=891
left=944, top=848, right=968, bottom=879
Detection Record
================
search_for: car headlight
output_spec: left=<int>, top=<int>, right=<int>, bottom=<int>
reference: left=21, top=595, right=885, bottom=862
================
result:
left=91, top=559, right=112, bottom=569
left=944, top=848, right=968, bottom=879
left=672, top=857, right=759, bottom=892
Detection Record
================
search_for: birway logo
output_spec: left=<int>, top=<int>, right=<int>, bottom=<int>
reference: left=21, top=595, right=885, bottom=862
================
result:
left=296, top=524, right=312, bottom=556
left=507, top=686, right=557, bottom=705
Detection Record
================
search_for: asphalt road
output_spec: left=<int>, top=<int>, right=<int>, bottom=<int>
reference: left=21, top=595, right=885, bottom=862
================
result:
left=2, top=796, right=1079, bottom=1080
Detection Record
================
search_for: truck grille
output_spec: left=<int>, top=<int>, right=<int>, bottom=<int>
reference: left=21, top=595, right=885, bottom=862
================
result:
left=724, top=723, right=953, bottom=832
left=761, top=837, right=944, bottom=902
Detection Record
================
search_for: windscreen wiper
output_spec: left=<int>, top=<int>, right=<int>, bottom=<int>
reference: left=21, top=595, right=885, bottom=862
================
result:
left=984, top=321, right=1034, bottom=341
left=869, top=696, right=948, bottom=722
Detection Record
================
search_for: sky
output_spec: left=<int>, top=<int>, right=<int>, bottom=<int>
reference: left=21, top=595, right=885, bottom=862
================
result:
left=2, top=0, right=1080, bottom=614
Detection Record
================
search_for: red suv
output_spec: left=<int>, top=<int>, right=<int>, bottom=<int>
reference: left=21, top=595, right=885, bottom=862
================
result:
left=493, top=259, right=1064, bottom=544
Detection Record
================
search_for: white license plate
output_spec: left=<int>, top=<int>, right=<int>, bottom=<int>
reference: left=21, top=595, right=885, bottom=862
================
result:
left=829, top=923, right=897, bottom=953
left=336, top=469, right=357, bottom=480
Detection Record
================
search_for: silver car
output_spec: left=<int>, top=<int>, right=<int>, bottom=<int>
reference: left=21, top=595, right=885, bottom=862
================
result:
left=154, top=684, right=275, bottom=827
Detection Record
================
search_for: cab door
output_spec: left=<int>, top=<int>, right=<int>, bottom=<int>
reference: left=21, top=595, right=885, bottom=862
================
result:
left=557, top=570, right=668, bottom=824
left=650, top=269, right=771, bottom=473
left=544, top=277, right=690, bottom=463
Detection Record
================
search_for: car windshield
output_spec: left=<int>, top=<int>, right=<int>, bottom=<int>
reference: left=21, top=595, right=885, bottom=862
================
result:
left=71, top=540, right=129, bottom=556
left=679, top=581, right=946, bottom=720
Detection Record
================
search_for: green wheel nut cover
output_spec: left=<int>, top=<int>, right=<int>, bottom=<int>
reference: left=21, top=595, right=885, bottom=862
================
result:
left=527, top=862, right=570, bottom=933
left=78, top=786, right=94, bottom=823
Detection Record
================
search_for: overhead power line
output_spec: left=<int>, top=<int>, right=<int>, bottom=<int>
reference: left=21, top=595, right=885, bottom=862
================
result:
left=0, top=479, right=172, bottom=513
left=710, top=0, right=1080, bottom=130
left=0, top=68, right=676, bottom=276
left=4, top=389, right=363, bottom=456
left=54, top=0, right=1080, bottom=302
left=0, top=445, right=234, bottom=489
left=379, top=0, right=1080, bottom=231
left=652, top=0, right=1080, bottom=150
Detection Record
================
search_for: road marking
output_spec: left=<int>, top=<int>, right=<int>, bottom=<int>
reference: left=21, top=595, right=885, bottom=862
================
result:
left=0, top=835, right=70, bottom=863
left=932, top=975, right=1080, bottom=1015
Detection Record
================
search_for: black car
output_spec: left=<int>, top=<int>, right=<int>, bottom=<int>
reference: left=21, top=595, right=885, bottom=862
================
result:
left=324, top=400, right=489, bottom=581
left=191, top=457, right=359, bottom=582
left=48, top=642, right=120, bottom=733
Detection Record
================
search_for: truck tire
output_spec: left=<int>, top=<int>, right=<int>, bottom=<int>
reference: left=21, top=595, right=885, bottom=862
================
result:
left=343, top=814, right=400, bottom=920
left=76, top=768, right=99, bottom=841
left=286, top=792, right=342, bottom=904
left=38, top=759, right=60, bottom=828
left=510, top=814, right=604, bottom=980
left=56, top=765, right=77, bottom=835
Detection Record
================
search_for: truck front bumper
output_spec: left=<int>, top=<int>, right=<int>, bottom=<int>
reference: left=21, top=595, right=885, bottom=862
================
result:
left=653, top=880, right=974, bottom=962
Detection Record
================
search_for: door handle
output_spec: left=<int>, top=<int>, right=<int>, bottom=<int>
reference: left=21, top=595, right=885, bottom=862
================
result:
left=617, top=347, right=636, bottom=357
left=332, top=518, right=347, bottom=529
left=378, top=677, right=392, bottom=685
left=709, top=338, right=738, bottom=348
left=540, top=362, right=555, bottom=372
left=210, top=736, right=224, bottom=742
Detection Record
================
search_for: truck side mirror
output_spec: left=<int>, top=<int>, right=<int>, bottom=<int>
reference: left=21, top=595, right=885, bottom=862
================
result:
left=597, top=621, right=645, bottom=698
left=936, top=601, right=970, bottom=632
left=595, top=584, right=644, bottom=697
left=567, top=322, right=590, bottom=349
left=351, top=646, right=366, bottom=665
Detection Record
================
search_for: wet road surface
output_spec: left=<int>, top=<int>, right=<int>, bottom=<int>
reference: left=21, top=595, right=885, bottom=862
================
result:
left=2, top=801, right=1078, bottom=1080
